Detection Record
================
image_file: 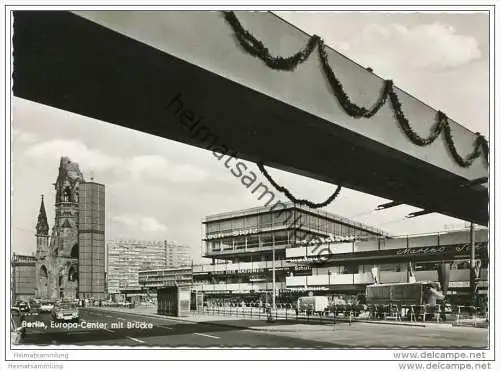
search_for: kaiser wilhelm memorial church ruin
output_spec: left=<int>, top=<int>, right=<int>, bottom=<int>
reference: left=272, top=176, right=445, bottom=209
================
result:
left=35, top=157, right=105, bottom=300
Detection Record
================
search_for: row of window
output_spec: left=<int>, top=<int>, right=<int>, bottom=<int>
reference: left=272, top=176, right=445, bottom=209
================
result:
left=78, top=214, right=105, bottom=220
left=206, top=211, right=380, bottom=238
left=207, top=231, right=292, bottom=252
left=78, top=199, right=105, bottom=206
left=140, top=275, right=192, bottom=280
left=78, top=226, right=105, bottom=231
left=78, top=271, right=104, bottom=276
left=206, top=212, right=286, bottom=233
left=194, top=277, right=280, bottom=284
left=78, top=262, right=105, bottom=266
left=78, top=214, right=105, bottom=219
left=78, top=240, right=105, bottom=245
left=78, top=247, right=105, bottom=252
left=191, top=260, right=487, bottom=277
left=78, top=225, right=105, bottom=230
left=305, top=260, right=488, bottom=275
left=78, top=195, right=105, bottom=201
left=78, top=219, right=105, bottom=223
left=294, top=212, right=374, bottom=237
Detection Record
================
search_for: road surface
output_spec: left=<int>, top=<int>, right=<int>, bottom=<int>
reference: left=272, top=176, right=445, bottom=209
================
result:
left=18, top=308, right=487, bottom=348
left=19, top=308, right=335, bottom=347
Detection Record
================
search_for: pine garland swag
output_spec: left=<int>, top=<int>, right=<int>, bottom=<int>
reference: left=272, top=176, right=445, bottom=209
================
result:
left=222, top=11, right=488, bottom=208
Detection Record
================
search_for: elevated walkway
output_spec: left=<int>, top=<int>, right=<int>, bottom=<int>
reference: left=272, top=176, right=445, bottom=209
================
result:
left=13, top=11, right=488, bottom=224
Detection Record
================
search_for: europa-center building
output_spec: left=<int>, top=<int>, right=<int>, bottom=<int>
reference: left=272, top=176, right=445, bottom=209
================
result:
left=190, top=202, right=488, bottom=305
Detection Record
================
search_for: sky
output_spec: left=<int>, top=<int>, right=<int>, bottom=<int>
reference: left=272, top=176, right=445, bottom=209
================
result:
left=11, top=11, right=489, bottom=263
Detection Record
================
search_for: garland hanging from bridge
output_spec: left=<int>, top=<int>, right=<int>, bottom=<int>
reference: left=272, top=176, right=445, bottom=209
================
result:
left=222, top=11, right=489, bottom=171
left=257, top=162, right=342, bottom=209
left=223, top=10, right=321, bottom=71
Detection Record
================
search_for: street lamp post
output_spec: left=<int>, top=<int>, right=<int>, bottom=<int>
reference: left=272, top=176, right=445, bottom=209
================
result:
left=470, top=222, right=476, bottom=308
left=272, top=245, right=276, bottom=320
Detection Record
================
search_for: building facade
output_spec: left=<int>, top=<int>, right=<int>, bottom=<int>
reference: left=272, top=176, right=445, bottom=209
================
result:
left=203, top=202, right=388, bottom=261
left=78, top=182, right=106, bottom=299
left=284, top=228, right=489, bottom=304
left=139, top=267, right=193, bottom=290
left=34, top=157, right=106, bottom=300
left=189, top=204, right=489, bottom=307
left=124, top=204, right=489, bottom=309
left=165, top=242, right=192, bottom=268
left=195, top=203, right=389, bottom=303
left=106, top=240, right=192, bottom=294
left=12, top=254, right=37, bottom=301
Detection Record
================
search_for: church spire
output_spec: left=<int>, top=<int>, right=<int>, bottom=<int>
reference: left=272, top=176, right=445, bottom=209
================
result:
left=36, top=195, right=49, bottom=235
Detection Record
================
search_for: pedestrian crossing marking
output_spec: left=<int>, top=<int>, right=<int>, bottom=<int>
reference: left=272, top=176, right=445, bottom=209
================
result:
left=193, top=332, right=220, bottom=339
left=127, top=336, right=145, bottom=343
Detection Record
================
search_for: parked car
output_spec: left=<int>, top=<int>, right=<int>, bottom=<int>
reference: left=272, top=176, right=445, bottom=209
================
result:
left=297, top=296, right=329, bottom=315
left=28, top=299, right=41, bottom=315
left=39, top=301, right=55, bottom=313
left=10, top=307, right=25, bottom=345
left=51, top=301, right=79, bottom=322
left=15, top=301, right=30, bottom=314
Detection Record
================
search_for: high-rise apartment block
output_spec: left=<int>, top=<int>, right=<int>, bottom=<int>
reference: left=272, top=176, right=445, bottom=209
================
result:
left=106, top=240, right=192, bottom=294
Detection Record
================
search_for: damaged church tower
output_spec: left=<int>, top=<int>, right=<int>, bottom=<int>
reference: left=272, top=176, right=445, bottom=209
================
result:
left=35, top=157, right=105, bottom=300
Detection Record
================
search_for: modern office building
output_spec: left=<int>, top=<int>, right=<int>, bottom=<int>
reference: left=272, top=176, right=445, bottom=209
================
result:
left=187, top=204, right=489, bottom=306
left=33, top=157, right=106, bottom=300
left=194, top=202, right=389, bottom=303
left=78, top=181, right=106, bottom=299
left=106, top=240, right=192, bottom=294
left=203, top=202, right=388, bottom=261
left=12, top=254, right=37, bottom=301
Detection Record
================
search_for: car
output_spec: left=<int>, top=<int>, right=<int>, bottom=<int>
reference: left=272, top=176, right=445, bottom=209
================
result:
left=39, top=301, right=54, bottom=313
left=10, top=307, right=25, bottom=345
left=28, top=299, right=41, bottom=316
left=51, top=301, right=79, bottom=322
left=15, top=301, right=30, bottom=313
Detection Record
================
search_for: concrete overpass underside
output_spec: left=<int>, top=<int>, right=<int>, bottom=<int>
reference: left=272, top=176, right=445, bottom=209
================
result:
left=13, top=11, right=489, bottom=225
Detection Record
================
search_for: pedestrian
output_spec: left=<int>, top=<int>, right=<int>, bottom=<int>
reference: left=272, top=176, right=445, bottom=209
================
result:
left=423, top=283, right=444, bottom=320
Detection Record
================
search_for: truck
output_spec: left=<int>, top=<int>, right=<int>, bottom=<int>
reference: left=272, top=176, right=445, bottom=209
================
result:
left=297, top=296, right=329, bottom=314
left=366, top=281, right=441, bottom=306
left=366, top=281, right=446, bottom=321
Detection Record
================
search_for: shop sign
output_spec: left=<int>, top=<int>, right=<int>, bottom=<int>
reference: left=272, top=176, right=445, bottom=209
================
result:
left=395, top=242, right=487, bottom=257
left=293, top=266, right=312, bottom=271
left=206, top=228, right=260, bottom=240
left=396, top=246, right=447, bottom=256
left=297, top=234, right=345, bottom=245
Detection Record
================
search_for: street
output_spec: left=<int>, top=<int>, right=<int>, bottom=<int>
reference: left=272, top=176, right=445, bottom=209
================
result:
left=17, top=308, right=488, bottom=348
left=19, top=309, right=335, bottom=347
